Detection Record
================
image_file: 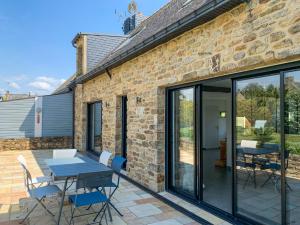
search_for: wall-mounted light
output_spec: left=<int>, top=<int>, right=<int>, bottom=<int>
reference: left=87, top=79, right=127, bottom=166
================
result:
left=220, top=111, right=226, bottom=118
left=105, top=102, right=110, bottom=107
left=136, top=96, right=142, bottom=104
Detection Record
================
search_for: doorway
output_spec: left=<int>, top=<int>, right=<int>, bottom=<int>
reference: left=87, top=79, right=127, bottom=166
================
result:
left=167, top=79, right=232, bottom=212
left=87, top=101, right=102, bottom=154
left=121, top=96, right=128, bottom=165
left=167, top=66, right=300, bottom=225
left=202, top=80, right=232, bottom=213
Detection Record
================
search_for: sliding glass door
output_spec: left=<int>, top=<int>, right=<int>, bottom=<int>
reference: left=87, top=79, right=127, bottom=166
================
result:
left=167, top=65, right=300, bottom=225
left=88, top=102, right=102, bottom=153
left=234, top=69, right=300, bottom=225
left=235, top=75, right=281, bottom=224
left=284, top=70, right=300, bottom=224
left=169, top=87, right=197, bottom=197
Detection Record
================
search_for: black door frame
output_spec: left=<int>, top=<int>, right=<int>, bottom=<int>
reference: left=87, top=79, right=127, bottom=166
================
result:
left=165, top=61, right=300, bottom=225
left=121, top=96, right=128, bottom=160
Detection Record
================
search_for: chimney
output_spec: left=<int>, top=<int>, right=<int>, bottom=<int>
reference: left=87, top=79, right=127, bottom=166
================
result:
left=122, top=12, right=146, bottom=35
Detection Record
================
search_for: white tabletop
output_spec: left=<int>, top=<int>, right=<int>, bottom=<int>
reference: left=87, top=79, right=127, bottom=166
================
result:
left=45, top=157, right=85, bottom=166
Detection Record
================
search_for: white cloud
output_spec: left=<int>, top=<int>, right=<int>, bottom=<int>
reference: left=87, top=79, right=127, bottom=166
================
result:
left=0, top=88, right=5, bottom=95
left=29, top=76, right=66, bottom=92
left=8, top=82, right=20, bottom=89
left=29, top=81, right=52, bottom=91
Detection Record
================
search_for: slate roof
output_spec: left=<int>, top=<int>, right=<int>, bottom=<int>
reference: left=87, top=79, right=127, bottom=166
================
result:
left=53, top=34, right=126, bottom=94
left=101, top=0, right=211, bottom=64
left=86, top=34, right=127, bottom=72
left=76, top=0, right=242, bottom=84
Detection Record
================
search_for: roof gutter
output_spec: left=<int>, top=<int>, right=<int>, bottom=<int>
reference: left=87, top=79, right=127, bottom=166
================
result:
left=75, top=0, right=244, bottom=84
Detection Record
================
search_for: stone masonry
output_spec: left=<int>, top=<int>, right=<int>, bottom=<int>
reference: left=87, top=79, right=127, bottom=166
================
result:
left=74, top=0, right=300, bottom=192
left=0, top=136, right=73, bottom=151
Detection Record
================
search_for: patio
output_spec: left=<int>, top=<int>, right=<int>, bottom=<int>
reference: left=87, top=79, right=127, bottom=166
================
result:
left=0, top=150, right=208, bottom=225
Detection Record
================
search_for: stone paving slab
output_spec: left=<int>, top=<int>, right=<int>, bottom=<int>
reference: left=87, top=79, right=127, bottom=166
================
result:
left=0, top=150, right=205, bottom=225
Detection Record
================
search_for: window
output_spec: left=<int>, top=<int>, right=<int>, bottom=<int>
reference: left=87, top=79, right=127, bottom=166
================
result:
left=88, top=102, right=102, bottom=153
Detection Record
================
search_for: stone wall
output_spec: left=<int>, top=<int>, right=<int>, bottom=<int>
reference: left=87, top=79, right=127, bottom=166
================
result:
left=74, top=0, right=300, bottom=192
left=0, top=136, right=73, bottom=151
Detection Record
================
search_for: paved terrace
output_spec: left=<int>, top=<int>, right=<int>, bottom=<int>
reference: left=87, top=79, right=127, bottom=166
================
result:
left=0, top=150, right=231, bottom=225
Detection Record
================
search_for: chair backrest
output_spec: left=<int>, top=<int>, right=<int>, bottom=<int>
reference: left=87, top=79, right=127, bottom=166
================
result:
left=111, top=156, right=126, bottom=186
left=111, top=156, right=127, bottom=174
left=17, top=155, right=27, bottom=167
left=241, top=140, right=257, bottom=148
left=76, top=171, right=113, bottom=190
left=99, top=150, right=112, bottom=166
left=19, top=163, right=33, bottom=192
left=262, top=143, right=280, bottom=152
left=53, top=149, right=77, bottom=159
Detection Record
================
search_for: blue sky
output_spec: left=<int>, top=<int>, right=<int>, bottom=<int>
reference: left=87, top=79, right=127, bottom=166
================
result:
left=0, top=0, right=169, bottom=96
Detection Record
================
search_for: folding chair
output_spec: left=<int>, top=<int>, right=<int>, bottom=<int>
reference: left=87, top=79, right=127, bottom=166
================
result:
left=53, top=149, right=77, bottom=159
left=261, top=150, right=292, bottom=192
left=19, top=163, right=61, bottom=224
left=17, top=155, right=52, bottom=187
left=93, top=156, right=126, bottom=221
left=68, top=171, right=113, bottom=225
left=99, top=151, right=112, bottom=166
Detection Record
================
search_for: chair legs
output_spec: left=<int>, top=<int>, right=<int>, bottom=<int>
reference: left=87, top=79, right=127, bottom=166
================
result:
left=69, top=207, right=75, bottom=225
left=20, top=197, right=55, bottom=224
left=20, top=203, right=39, bottom=224
left=108, top=202, right=123, bottom=216
left=241, top=168, right=256, bottom=189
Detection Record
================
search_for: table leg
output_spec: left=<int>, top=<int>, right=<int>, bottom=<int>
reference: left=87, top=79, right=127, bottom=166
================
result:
left=57, top=178, right=69, bottom=225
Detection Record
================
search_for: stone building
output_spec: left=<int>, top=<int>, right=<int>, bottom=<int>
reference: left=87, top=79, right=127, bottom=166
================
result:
left=68, top=0, right=300, bottom=224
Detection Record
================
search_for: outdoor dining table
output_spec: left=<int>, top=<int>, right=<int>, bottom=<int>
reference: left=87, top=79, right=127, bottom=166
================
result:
left=45, top=154, right=113, bottom=225
left=237, top=146, right=279, bottom=188
left=238, top=147, right=278, bottom=156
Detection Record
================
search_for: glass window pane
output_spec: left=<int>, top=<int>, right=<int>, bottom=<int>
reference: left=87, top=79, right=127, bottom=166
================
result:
left=202, top=80, right=232, bottom=213
left=235, top=75, right=281, bottom=225
left=170, top=88, right=195, bottom=196
left=285, top=71, right=300, bottom=224
left=88, top=102, right=102, bottom=152
left=94, top=102, right=102, bottom=152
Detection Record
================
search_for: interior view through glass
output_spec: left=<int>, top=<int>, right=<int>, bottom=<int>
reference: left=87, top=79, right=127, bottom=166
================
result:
left=202, top=79, right=232, bottom=213
left=88, top=102, right=102, bottom=153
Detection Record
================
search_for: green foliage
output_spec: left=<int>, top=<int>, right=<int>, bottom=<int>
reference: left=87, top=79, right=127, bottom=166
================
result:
left=253, top=127, right=274, bottom=145
left=180, top=127, right=193, bottom=140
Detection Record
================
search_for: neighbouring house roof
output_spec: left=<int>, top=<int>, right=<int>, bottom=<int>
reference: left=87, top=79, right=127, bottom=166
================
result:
left=53, top=74, right=77, bottom=94
left=74, top=0, right=243, bottom=85
left=53, top=34, right=126, bottom=94
left=0, top=92, right=35, bottom=102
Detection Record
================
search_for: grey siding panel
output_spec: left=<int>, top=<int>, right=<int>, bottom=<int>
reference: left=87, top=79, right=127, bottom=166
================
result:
left=0, top=98, right=35, bottom=138
left=42, top=92, right=73, bottom=137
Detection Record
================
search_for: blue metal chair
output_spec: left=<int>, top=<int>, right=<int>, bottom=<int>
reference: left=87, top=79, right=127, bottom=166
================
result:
left=19, top=163, right=61, bottom=224
left=254, top=144, right=280, bottom=166
left=236, top=147, right=257, bottom=189
left=92, top=156, right=127, bottom=221
left=68, top=171, right=113, bottom=225
left=261, top=150, right=292, bottom=191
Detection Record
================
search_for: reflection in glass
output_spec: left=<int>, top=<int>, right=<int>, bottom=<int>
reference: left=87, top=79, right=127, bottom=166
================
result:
left=170, top=88, right=195, bottom=196
left=236, top=75, right=281, bottom=224
left=285, top=71, right=300, bottom=224
left=88, top=102, right=102, bottom=152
